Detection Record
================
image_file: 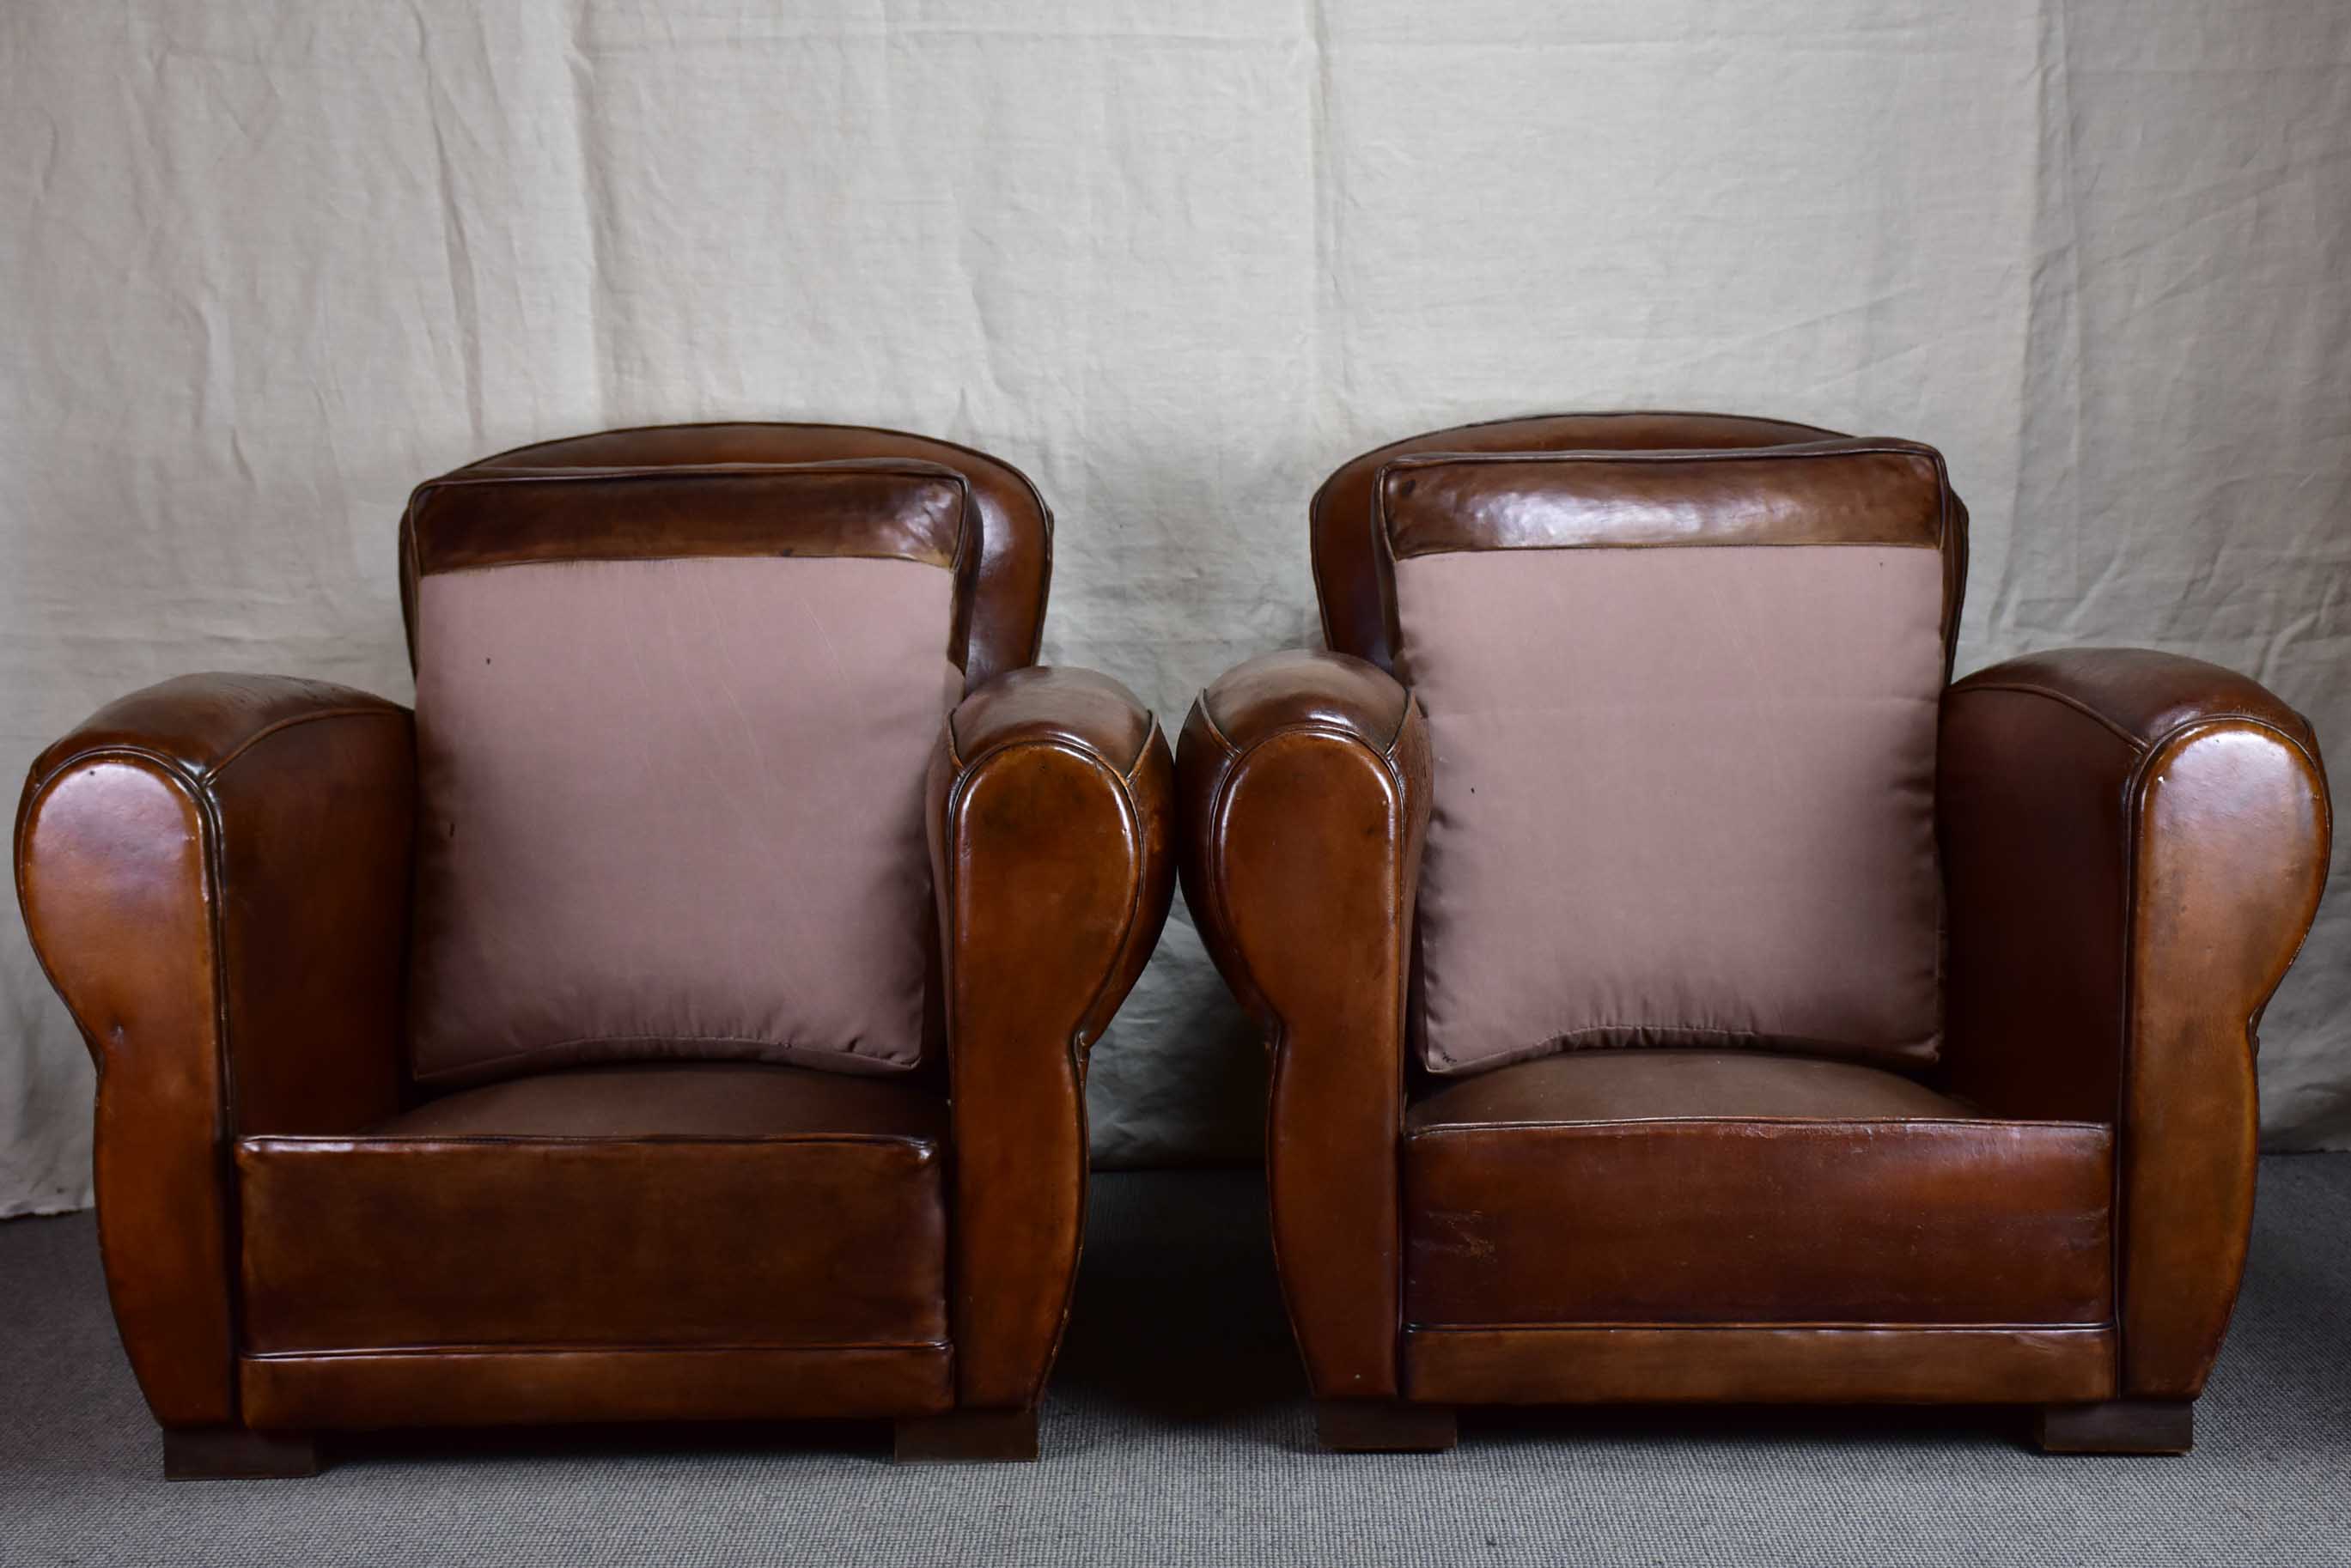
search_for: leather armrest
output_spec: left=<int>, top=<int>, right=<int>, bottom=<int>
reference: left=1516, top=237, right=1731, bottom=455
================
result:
left=1174, top=649, right=1430, bottom=1401
left=15, top=673, right=415, bottom=1428
left=925, top=665, right=1174, bottom=1410
left=1940, top=647, right=2329, bottom=1398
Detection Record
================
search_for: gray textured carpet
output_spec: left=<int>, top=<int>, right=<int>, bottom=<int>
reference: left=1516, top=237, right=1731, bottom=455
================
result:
left=3, top=1161, right=2347, bottom=1566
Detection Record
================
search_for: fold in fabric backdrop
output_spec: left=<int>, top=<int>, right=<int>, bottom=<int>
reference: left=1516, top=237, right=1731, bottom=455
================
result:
left=3, top=0, right=2348, bottom=1212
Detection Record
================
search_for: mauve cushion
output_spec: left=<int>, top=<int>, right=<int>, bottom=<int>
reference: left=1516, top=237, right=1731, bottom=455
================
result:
left=407, top=554, right=959, bottom=1085
left=1393, top=543, right=1945, bottom=1076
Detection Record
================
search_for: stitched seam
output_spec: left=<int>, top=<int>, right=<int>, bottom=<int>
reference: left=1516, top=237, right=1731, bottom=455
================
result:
left=1385, top=710, right=1415, bottom=1390
left=1321, top=411, right=1855, bottom=526
left=1383, top=441, right=1938, bottom=471
left=1404, top=1115, right=2112, bottom=1137
left=242, top=1340, right=953, bottom=1359
left=425, top=1030, right=914, bottom=1054
left=401, top=501, right=424, bottom=666
left=1120, top=713, right=1160, bottom=781
left=1396, top=540, right=1943, bottom=557
left=1306, top=488, right=1342, bottom=653
left=944, top=701, right=1154, bottom=781
left=411, top=464, right=969, bottom=578
left=938, top=733, right=1142, bottom=1404
left=1378, top=443, right=1946, bottom=560
left=1318, top=413, right=1855, bottom=657
left=2144, top=713, right=2326, bottom=779
left=1362, top=410, right=1849, bottom=459
left=417, top=459, right=967, bottom=487
left=1383, top=692, right=1416, bottom=758
left=1404, top=1322, right=2114, bottom=1335
left=2110, top=715, right=2327, bottom=1384
left=15, top=749, right=237, bottom=1419
left=209, top=707, right=408, bottom=779
left=1949, top=680, right=2150, bottom=749
left=193, top=751, right=242, bottom=1416
left=1207, top=737, right=1322, bottom=1389
left=449, top=420, right=1034, bottom=497
left=1196, top=694, right=1240, bottom=756
left=241, top=1133, right=940, bottom=1150
left=1215, top=719, right=1416, bottom=1397
left=1427, top=1023, right=1939, bottom=1073
left=25, top=714, right=406, bottom=791
left=430, top=421, right=1057, bottom=672
left=1046, top=744, right=1150, bottom=1398
left=1203, top=710, right=1407, bottom=767
left=418, top=549, right=959, bottom=580
left=412, top=1033, right=922, bottom=1085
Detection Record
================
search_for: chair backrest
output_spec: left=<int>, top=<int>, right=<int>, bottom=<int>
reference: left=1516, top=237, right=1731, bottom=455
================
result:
left=399, top=423, right=1050, bottom=1091
left=1313, top=414, right=1969, bottom=1079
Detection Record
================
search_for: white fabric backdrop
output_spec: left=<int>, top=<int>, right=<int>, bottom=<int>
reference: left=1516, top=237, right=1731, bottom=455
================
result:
left=4, top=0, right=2348, bottom=1213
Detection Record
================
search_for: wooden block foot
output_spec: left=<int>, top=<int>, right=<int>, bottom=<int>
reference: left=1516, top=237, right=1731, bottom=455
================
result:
left=894, top=1407, right=1040, bottom=1463
left=1315, top=1399, right=1457, bottom=1453
left=2035, top=1400, right=2194, bottom=1455
left=162, top=1425, right=322, bottom=1480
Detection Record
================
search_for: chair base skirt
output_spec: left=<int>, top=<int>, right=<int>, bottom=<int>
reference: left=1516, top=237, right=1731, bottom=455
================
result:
left=1315, top=1400, right=1459, bottom=1453
left=2034, top=1400, right=2194, bottom=1455
left=892, top=1407, right=1040, bottom=1462
left=239, top=1344, right=953, bottom=1431
left=162, top=1425, right=321, bottom=1481
left=1403, top=1324, right=2117, bottom=1406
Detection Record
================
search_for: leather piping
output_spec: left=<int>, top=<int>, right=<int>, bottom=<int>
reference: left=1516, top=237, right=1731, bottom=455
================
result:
left=2112, top=716, right=2330, bottom=1383
left=400, top=420, right=1057, bottom=677
left=1404, top=1115, right=2111, bottom=1137
left=1306, top=406, right=1851, bottom=652
left=1954, top=681, right=2325, bottom=770
left=945, top=730, right=1155, bottom=1048
left=1421, top=1021, right=1943, bottom=1077
left=1404, top=1321, right=2116, bottom=1334
left=944, top=709, right=1161, bottom=783
left=18, top=705, right=417, bottom=1431
left=241, top=1340, right=952, bottom=1358
left=460, top=417, right=1054, bottom=561
left=935, top=731, right=1154, bottom=1405
left=1945, top=682, right=2332, bottom=1392
left=1193, top=702, right=1419, bottom=1394
left=408, top=1030, right=924, bottom=1085
left=405, top=460, right=975, bottom=576
left=1371, top=440, right=1952, bottom=557
left=241, top=1133, right=941, bottom=1150
left=16, top=751, right=227, bottom=1421
left=21, top=745, right=241, bottom=1418
left=1195, top=692, right=1416, bottom=763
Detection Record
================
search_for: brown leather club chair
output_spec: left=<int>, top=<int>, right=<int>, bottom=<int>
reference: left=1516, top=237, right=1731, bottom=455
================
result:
left=15, top=424, right=1173, bottom=1478
left=1176, top=413, right=2330, bottom=1457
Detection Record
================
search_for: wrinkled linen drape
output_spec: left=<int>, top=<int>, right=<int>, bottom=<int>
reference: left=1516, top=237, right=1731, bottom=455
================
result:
left=4, top=1, right=2348, bottom=1212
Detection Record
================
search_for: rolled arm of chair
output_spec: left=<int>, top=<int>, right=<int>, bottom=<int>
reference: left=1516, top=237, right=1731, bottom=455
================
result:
left=1939, top=647, right=2330, bottom=1398
left=1174, top=649, right=1430, bottom=1401
left=925, top=665, right=1174, bottom=1412
left=14, top=673, right=416, bottom=1429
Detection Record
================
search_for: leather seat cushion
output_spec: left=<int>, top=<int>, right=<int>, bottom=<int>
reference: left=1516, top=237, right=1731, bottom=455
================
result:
left=1403, top=1050, right=2114, bottom=1328
left=236, top=1064, right=948, bottom=1354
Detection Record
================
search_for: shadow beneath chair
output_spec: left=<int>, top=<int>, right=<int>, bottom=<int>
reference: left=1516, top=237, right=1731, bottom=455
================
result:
left=1057, top=1169, right=1302, bottom=1420
left=335, top=1417, right=897, bottom=1473
left=1465, top=1401, right=2021, bottom=1452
